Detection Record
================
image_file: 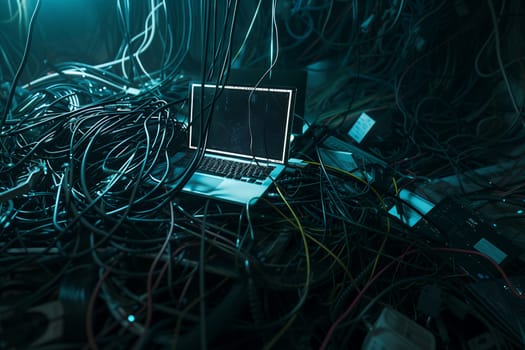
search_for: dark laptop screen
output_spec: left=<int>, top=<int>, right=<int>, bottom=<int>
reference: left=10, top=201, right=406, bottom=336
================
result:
left=189, top=84, right=294, bottom=164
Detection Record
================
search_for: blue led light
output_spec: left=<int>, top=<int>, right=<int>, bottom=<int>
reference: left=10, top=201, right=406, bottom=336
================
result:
left=517, top=209, right=524, bottom=215
left=127, top=314, right=135, bottom=323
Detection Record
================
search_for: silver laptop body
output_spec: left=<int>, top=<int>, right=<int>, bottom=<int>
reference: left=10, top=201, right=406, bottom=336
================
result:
left=183, top=83, right=295, bottom=205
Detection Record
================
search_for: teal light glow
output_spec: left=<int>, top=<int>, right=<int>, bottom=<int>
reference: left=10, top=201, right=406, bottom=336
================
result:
left=127, top=314, right=135, bottom=323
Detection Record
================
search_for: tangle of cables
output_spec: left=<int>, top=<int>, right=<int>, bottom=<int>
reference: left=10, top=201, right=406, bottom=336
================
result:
left=1, top=1, right=525, bottom=349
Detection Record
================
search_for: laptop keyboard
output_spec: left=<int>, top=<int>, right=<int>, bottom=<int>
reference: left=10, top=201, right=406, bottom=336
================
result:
left=197, top=157, right=275, bottom=182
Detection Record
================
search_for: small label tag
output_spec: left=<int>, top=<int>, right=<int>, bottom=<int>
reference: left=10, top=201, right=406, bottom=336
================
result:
left=348, top=112, right=376, bottom=143
left=473, top=238, right=507, bottom=264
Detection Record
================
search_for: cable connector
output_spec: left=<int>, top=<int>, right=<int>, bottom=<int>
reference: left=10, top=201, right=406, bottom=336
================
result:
left=0, top=161, right=46, bottom=201
left=360, top=14, right=376, bottom=33
left=124, top=86, right=141, bottom=96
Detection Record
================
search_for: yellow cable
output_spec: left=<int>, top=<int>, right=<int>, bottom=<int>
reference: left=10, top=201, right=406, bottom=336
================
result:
left=306, top=160, right=390, bottom=232
left=274, top=184, right=311, bottom=292
left=261, top=198, right=354, bottom=281
left=306, top=161, right=383, bottom=203
left=369, top=234, right=389, bottom=280
left=306, top=161, right=391, bottom=280
left=392, top=176, right=399, bottom=195
left=262, top=314, right=297, bottom=350
left=303, top=231, right=353, bottom=281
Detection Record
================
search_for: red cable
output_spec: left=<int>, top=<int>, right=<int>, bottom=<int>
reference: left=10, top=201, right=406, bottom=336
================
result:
left=320, top=246, right=525, bottom=349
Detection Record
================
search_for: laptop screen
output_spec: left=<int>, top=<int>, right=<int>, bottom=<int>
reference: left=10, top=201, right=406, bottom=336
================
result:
left=189, top=83, right=294, bottom=164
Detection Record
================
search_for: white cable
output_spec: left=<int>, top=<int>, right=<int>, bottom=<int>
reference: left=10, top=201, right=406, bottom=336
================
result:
left=117, top=1, right=157, bottom=72
left=265, top=0, right=280, bottom=79
left=270, top=0, right=275, bottom=70
left=248, top=0, right=280, bottom=154
left=388, top=0, right=404, bottom=31
left=251, top=0, right=279, bottom=87
left=18, top=0, right=186, bottom=90
left=118, top=0, right=165, bottom=80
left=217, top=0, right=239, bottom=82
left=487, top=0, right=520, bottom=117
left=0, top=0, right=21, bottom=24
left=232, top=0, right=262, bottom=65
left=137, top=0, right=163, bottom=53
left=18, top=0, right=26, bottom=34
left=124, top=0, right=157, bottom=77
left=22, top=69, right=140, bottom=94
left=96, top=0, right=164, bottom=75
left=22, top=1, right=167, bottom=87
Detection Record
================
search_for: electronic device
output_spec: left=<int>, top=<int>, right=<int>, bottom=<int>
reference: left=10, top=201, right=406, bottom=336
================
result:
left=468, top=277, right=525, bottom=340
left=362, top=307, right=436, bottom=350
left=228, top=69, right=307, bottom=135
left=321, top=135, right=387, bottom=168
left=182, top=83, right=295, bottom=205
left=390, top=194, right=520, bottom=280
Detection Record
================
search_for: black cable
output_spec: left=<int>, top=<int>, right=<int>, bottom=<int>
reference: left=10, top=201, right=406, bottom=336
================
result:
left=199, top=200, right=210, bottom=350
left=123, top=0, right=136, bottom=82
left=0, top=0, right=41, bottom=131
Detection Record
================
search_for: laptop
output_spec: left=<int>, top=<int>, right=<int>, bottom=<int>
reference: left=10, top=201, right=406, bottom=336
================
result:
left=181, top=82, right=295, bottom=205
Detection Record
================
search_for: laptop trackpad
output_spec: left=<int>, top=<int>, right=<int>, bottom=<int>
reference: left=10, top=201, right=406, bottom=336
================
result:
left=185, top=174, right=224, bottom=193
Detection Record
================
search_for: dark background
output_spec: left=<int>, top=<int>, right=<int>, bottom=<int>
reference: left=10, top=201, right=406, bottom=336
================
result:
left=1, top=1, right=525, bottom=349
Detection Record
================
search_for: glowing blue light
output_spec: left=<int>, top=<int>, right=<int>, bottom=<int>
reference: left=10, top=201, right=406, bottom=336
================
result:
left=517, top=210, right=524, bottom=215
left=492, top=223, right=497, bottom=228
left=127, top=314, right=135, bottom=323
